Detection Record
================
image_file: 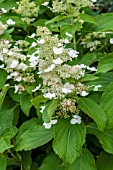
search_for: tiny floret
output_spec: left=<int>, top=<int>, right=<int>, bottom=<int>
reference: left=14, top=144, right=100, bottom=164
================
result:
left=53, top=47, right=63, bottom=54
left=6, top=19, right=15, bottom=25
left=32, top=84, right=41, bottom=92
left=93, top=85, right=101, bottom=91
left=65, top=32, right=73, bottom=38
left=110, top=38, right=113, bottom=44
left=53, top=57, right=63, bottom=65
left=43, top=119, right=57, bottom=129
left=62, top=83, right=75, bottom=94
left=68, top=49, right=79, bottom=58
left=81, top=91, right=89, bottom=96
left=70, top=115, right=81, bottom=124
left=44, top=92, right=55, bottom=99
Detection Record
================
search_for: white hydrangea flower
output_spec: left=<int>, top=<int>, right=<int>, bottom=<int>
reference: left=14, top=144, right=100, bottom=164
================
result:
left=37, top=39, right=45, bottom=44
left=6, top=19, right=15, bottom=25
left=31, top=42, right=37, bottom=47
left=43, top=119, right=57, bottom=129
left=70, top=115, right=81, bottom=124
left=10, top=60, right=19, bottom=68
left=64, top=38, right=70, bottom=44
left=62, top=83, right=75, bottom=94
left=90, top=0, right=97, bottom=2
left=68, top=49, right=79, bottom=58
left=110, top=38, right=113, bottom=44
left=81, top=91, right=89, bottom=96
left=53, top=47, right=63, bottom=54
left=15, top=77, right=22, bottom=82
left=28, top=33, right=36, bottom=38
left=0, top=64, right=4, bottom=68
left=7, top=51, right=13, bottom=55
left=42, top=2, right=49, bottom=6
left=87, top=66, right=97, bottom=72
left=93, top=85, right=101, bottom=91
left=65, top=32, right=73, bottom=37
left=1, top=8, right=7, bottom=13
left=32, top=84, right=41, bottom=92
left=18, top=63, right=28, bottom=71
left=43, top=122, right=51, bottom=129
left=53, top=57, right=63, bottom=65
left=40, top=106, right=46, bottom=113
left=14, top=85, right=19, bottom=93
left=44, top=64, right=55, bottom=72
left=44, top=92, right=55, bottom=99
left=3, top=48, right=8, bottom=53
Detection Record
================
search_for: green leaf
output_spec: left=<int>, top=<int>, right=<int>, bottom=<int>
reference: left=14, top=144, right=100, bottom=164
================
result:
left=21, top=151, right=32, bottom=170
left=0, top=127, right=17, bottom=153
left=0, top=85, right=9, bottom=109
left=14, top=121, right=54, bottom=151
left=45, top=15, right=69, bottom=26
left=100, top=82, right=113, bottom=129
left=8, top=88, right=27, bottom=103
left=53, top=119, right=86, bottom=164
left=87, top=122, right=113, bottom=154
left=15, top=118, right=39, bottom=142
left=0, top=0, right=16, bottom=10
left=67, top=148, right=96, bottom=170
left=80, top=74, right=98, bottom=82
left=39, top=153, right=64, bottom=170
left=33, top=19, right=48, bottom=27
left=20, top=94, right=32, bottom=116
left=78, top=97, right=107, bottom=131
left=80, top=53, right=97, bottom=66
left=0, top=154, right=7, bottom=170
left=85, top=72, right=113, bottom=91
left=31, top=96, right=48, bottom=108
left=83, top=13, right=113, bottom=32
left=96, top=151, right=113, bottom=170
left=42, top=100, right=60, bottom=122
left=0, top=69, right=7, bottom=90
left=97, top=53, right=113, bottom=73
left=0, top=109, right=14, bottom=135
left=79, top=14, right=97, bottom=24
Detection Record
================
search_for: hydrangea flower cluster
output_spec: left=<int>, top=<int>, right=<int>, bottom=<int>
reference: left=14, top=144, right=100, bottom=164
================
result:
left=14, top=0, right=39, bottom=24
left=0, top=21, right=7, bottom=35
left=50, top=0, right=93, bottom=14
left=35, top=26, right=91, bottom=99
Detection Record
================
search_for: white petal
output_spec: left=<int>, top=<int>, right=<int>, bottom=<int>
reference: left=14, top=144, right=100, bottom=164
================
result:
left=81, top=91, right=89, bottom=96
left=40, top=106, right=45, bottom=113
left=6, top=19, right=15, bottom=25
left=14, top=85, right=19, bottom=93
left=28, top=33, right=36, bottom=38
left=10, top=60, right=19, bottom=68
left=44, top=92, right=55, bottom=99
left=65, top=32, right=73, bottom=37
left=53, top=47, right=63, bottom=54
left=43, top=122, right=52, bottom=129
left=110, top=38, right=113, bottom=44
left=32, top=84, right=41, bottom=92
left=51, top=119, right=57, bottom=125
left=87, top=66, right=97, bottom=71
left=37, top=39, right=45, bottom=44
left=53, top=57, right=63, bottom=64
left=70, top=118, right=77, bottom=124
left=93, top=85, right=101, bottom=91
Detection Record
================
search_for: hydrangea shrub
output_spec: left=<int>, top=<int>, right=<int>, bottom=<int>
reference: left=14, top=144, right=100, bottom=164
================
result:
left=0, top=0, right=113, bottom=169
